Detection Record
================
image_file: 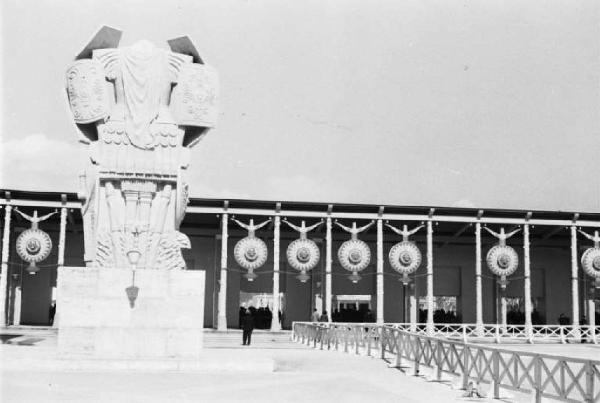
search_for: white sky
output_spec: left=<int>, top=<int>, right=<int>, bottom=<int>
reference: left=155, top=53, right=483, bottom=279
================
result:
left=1, top=0, right=599, bottom=212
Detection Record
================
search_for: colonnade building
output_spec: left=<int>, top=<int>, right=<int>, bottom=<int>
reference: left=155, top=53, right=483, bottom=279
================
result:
left=1, top=189, right=599, bottom=333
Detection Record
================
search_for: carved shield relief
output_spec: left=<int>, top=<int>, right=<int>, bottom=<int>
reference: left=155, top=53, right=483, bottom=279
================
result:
left=66, top=59, right=109, bottom=124
left=171, top=63, right=219, bottom=128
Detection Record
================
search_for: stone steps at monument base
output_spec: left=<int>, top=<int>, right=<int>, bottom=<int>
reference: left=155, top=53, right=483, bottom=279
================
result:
left=202, top=330, right=297, bottom=348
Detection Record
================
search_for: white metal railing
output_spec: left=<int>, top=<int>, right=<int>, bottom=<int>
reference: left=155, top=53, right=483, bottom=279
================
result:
left=292, top=322, right=600, bottom=402
left=354, top=323, right=599, bottom=344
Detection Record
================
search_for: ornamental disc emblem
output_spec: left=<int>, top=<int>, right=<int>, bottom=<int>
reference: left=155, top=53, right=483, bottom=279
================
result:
left=16, top=228, right=52, bottom=263
left=338, top=239, right=371, bottom=273
left=389, top=241, right=422, bottom=275
left=581, top=247, right=600, bottom=279
left=486, top=245, right=518, bottom=277
left=287, top=238, right=320, bottom=272
left=234, top=236, right=268, bottom=271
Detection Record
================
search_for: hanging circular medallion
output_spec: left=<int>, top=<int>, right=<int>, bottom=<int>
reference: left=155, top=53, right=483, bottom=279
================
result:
left=287, top=238, right=320, bottom=272
left=388, top=241, right=422, bottom=275
left=234, top=236, right=268, bottom=271
left=486, top=245, right=518, bottom=277
left=338, top=239, right=371, bottom=273
left=16, top=228, right=52, bottom=263
left=581, top=247, right=600, bottom=279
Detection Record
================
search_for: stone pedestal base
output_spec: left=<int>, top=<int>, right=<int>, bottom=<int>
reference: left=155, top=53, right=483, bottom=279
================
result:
left=57, top=267, right=205, bottom=359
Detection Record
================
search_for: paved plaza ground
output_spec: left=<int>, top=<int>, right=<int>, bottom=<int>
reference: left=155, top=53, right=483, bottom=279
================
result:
left=1, top=327, right=599, bottom=402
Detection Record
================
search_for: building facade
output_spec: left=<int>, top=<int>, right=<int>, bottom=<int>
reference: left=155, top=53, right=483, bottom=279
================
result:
left=1, top=189, right=599, bottom=332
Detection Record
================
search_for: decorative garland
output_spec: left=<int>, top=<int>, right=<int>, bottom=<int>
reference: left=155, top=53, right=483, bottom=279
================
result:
left=234, top=236, right=268, bottom=271
left=338, top=239, right=371, bottom=273
left=486, top=244, right=519, bottom=277
left=388, top=241, right=422, bottom=275
left=581, top=247, right=600, bottom=279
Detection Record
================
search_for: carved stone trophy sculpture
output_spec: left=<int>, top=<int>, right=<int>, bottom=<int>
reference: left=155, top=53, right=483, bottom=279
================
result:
left=385, top=222, right=424, bottom=284
left=14, top=209, right=57, bottom=274
left=578, top=229, right=600, bottom=289
left=66, top=27, right=218, bottom=270
left=58, top=27, right=217, bottom=359
left=232, top=217, right=271, bottom=281
left=485, top=226, right=520, bottom=289
left=335, top=220, right=374, bottom=283
left=283, top=219, right=323, bottom=282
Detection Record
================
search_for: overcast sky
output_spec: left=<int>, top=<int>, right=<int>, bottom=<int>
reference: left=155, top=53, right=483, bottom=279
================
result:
left=1, top=0, right=599, bottom=212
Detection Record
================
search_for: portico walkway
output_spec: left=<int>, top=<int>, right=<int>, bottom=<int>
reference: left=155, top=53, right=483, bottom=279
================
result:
left=1, top=328, right=468, bottom=402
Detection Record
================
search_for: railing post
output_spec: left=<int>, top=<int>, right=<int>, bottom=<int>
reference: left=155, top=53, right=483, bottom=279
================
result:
left=585, top=360, right=595, bottom=403
left=533, top=355, right=542, bottom=403
left=495, top=324, right=500, bottom=344
left=413, top=335, right=421, bottom=376
left=344, top=328, right=349, bottom=353
left=393, top=332, right=403, bottom=368
left=380, top=327, right=386, bottom=360
left=320, top=326, right=324, bottom=350
left=492, top=350, right=500, bottom=399
left=559, top=326, right=565, bottom=344
left=461, top=344, right=470, bottom=390
left=436, top=339, right=443, bottom=381
left=462, top=326, right=467, bottom=344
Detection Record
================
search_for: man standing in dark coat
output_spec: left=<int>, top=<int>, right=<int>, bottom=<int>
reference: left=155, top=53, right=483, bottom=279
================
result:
left=241, top=308, right=255, bottom=346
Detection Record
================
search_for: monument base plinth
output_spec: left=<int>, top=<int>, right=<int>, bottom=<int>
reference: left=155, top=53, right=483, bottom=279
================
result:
left=57, top=267, right=205, bottom=359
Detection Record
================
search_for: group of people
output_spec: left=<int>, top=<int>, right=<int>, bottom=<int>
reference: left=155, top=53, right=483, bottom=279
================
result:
left=311, top=309, right=330, bottom=322
left=311, top=308, right=376, bottom=323
left=331, top=307, right=374, bottom=323
left=239, top=306, right=283, bottom=330
left=238, top=306, right=284, bottom=346
left=418, top=308, right=462, bottom=324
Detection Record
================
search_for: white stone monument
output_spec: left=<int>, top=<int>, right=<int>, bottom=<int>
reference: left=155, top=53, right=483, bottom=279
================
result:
left=57, top=27, right=218, bottom=359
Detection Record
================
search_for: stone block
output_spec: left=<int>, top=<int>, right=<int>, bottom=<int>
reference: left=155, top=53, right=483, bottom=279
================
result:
left=166, top=297, right=205, bottom=329
left=58, top=327, right=94, bottom=355
left=59, top=267, right=98, bottom=298
left=57, top=266, right=205, bottom=359
left=59, top=298, right=97, bottom=327
left=168, top=270, right=205, bottom=297
left=167, top=329, right=203, bottom=358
